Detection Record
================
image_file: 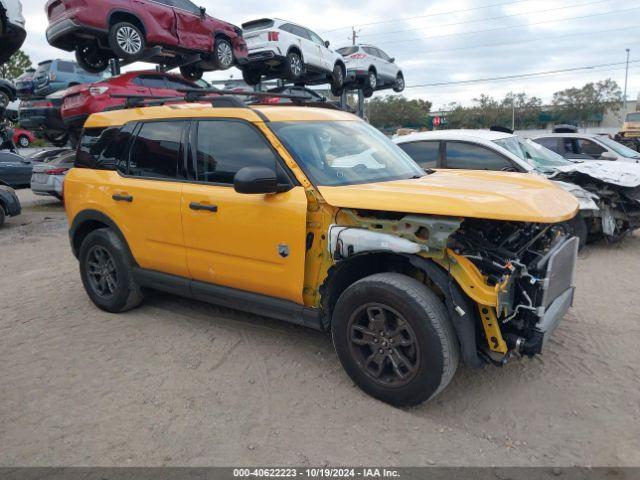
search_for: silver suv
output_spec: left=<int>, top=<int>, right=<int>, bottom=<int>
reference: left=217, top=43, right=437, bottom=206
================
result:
left=338, top=44, right=404, bottom=97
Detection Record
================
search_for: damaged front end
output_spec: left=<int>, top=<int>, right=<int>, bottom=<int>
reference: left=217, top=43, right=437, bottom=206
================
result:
left=449, top=219, right=579, bottom=361
left=326, top=211, right=579, bottom=365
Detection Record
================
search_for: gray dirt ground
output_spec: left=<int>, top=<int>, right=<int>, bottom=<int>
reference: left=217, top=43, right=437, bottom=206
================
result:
left=1, top=189, right=639, bottom=467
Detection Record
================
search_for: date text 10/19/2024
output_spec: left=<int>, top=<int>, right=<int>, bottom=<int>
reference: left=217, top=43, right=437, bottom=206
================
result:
left=233, top=468, right=401, bottom=478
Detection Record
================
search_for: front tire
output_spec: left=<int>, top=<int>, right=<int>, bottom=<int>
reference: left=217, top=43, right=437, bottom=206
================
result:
left=79, top=229, right=144, bottom=313
left=213, top=38, right=234, bottom=70
left=330, top=63, right=345, bottom=96
left=44, top=131, right=68, bottom=147
left=109, top=22, right=145, bottom=60
left=332, top=273, right=460, bottom=407
left=284, top=51, right=304, bottom=82
left=75, top=44, right=111, bottom=74
left=242, top=69, right=262, bottom=86
left=393, top=73, right=405, bottom=93
left=0, top=206, right=5, bottom=227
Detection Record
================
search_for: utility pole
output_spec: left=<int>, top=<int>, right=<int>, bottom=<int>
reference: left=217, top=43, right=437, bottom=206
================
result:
left=351, top=26, right=359, bottom=46
left=511, top=101, right=516, bottom=131
left=623, top=48, right=630, bottom=111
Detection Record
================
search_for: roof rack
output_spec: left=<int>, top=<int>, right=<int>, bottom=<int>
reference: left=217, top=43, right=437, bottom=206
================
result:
left=105, top=88, right=343, bottom=112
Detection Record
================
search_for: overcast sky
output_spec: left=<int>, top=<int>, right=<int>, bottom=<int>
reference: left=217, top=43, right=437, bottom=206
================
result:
left=20, top=0, right=639, bottom=108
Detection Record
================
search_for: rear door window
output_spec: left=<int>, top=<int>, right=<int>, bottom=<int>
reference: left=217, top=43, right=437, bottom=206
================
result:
left=397, top=141, right=440, bottom=168
left=194, top=120, right=282, bottom=184
left=76, top=124, right=135, bottom=173
left=444, top=142, right=515, bottom=170
left=129, top=122, right=185, bottom=179
left=57, top=61, right=75, bottom=73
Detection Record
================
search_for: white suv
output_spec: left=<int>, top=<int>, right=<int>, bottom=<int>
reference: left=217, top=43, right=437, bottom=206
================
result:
left=241, top=18, right=346, bottom=95
left=337, top=44, right=404, bottom=98
left=0, top=0, right=26, bottom=64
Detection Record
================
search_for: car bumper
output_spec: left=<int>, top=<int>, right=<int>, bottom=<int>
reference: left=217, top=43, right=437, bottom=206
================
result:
left=31, top=174, right=65, bottom=196
left=245, top=50, right=286, bottom=68
left=62, top=114, right=89, bottom=130
left=19, top=108, right=65, bottom=132
left=0, top=23, right=27, bottom=64
left=46, top=17, right=107, bottom=51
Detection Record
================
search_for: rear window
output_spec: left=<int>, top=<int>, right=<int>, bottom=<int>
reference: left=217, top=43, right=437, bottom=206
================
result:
left=75, top=125, right=135, bottom=172
left=337, top=46, right=359, bottom=56
left=242, top=19, right=274, bottom=31
left=36, top=62, right=52, bottom=73
left=57, top=61, right=75, bottom=73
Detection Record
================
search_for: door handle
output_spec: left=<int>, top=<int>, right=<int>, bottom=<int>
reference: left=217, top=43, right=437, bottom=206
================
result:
left=189, top=202, right=218, bottom=213
left=112, top=194, right=133, bottom=203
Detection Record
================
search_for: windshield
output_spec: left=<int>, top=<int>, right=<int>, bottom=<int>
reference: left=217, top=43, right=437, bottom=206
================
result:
left=625, top=112, right=640, bottom=122
left=494, top=136, right=573, bottom=170
left=598, top=136, right=640, bottom=158
left=269, top=121, right=426, bottom=186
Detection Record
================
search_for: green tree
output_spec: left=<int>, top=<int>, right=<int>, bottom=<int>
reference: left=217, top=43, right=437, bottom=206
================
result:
left=367, top=96, right=432, bottom=132
left=552, top=79, right=622, bottom=126
left=0, top=50, right=33, bottom=82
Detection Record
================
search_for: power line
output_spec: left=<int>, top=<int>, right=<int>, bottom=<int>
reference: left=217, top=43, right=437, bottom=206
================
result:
left=376, top=6, right=640, bottom=47
left=396, top=25, right=639, bottom=56
left=358, top=0, right=611, bottom=38
left=320, top=0, right=535, bottom=33
left=404, top=60, right=640, bottom=89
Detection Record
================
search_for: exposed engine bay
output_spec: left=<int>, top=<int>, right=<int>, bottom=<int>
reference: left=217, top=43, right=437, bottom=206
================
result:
left=449, top=219, right=579, bottom=358
left=327, top=211, right=579, bottom=363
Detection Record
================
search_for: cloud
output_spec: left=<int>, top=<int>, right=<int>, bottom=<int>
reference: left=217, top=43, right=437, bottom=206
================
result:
left=18, top=0, right=639, bottom=107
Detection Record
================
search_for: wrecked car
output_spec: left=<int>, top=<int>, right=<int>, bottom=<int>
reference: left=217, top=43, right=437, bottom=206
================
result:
left=395, top=130, right=640, bottom=244
left=64, top=100, right=579, bottom=406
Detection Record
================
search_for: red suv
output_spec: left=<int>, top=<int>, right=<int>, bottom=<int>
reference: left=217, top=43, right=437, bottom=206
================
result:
left=60, top=71, right=201, bottom=142
left=45, top=0, right=247, bottom=80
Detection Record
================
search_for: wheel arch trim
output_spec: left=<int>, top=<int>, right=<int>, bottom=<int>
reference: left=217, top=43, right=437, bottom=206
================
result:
left=69, top=209, right=136, bottom=265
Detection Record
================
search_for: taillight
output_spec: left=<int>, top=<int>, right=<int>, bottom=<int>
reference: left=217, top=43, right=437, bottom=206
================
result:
left=32, top=100, right=54, bottom=108
left=89, top=86, right=109, bottom=96
left=46, top=167, right=69, bottom=175
left=267, top=31, right=279, bottom=41
left=350, top=54, right=366, bottom=59
left=50, top=72, right=57, bottom=81
left=263, top=97, right=280, bottom=104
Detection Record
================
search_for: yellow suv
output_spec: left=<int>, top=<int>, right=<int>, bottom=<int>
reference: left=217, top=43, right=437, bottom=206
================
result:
left=65, top=99, right=580, bottom=406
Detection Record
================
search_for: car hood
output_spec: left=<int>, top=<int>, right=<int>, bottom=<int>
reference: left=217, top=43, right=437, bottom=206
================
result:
left=318, top=170, right=579, bottom=223
left=550, top=161, right=640, bottom=188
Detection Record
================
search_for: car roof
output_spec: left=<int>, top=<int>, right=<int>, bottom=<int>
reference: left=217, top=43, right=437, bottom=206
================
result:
left=84, top=104, right=357, bottom=128
left=395, top=129, right=513, bottom=143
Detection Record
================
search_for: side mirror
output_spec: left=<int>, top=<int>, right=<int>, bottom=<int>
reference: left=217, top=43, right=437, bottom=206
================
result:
left=599, top=151, right=617, bottom=161
left=233, top=166, right=279, bottom=194
left=324, top=40, right=330, bottom=48
left=389, top=57, right=395, bottom=63
left=199, top=6, right=206, bottom=17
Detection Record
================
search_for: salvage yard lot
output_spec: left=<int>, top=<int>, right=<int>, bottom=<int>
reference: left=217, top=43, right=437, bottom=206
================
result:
left=1, top=190, right=639, bottom=467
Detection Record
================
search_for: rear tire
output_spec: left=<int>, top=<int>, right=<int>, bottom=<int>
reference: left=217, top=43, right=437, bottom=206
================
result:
left=0, top=206, right=5, bottom=227
left=109, top=22, right=145, bottom=60
left=44, top=131, right=69, bottom=147
left=79, top=229, right=144, bottom=313
left=75, top=43, right=111, bottom=74
left=213, top=38, right=234, bottom=70
left=284, top=51, right=304, bottom=82
left=0, top=90, right=10, bottom=108
left=332, top=273, right=460, bottom=407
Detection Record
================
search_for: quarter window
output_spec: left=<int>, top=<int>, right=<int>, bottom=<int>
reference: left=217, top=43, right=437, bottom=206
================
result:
left=76, top=124, right=134, bottom=173
left=445, top=142, right=514, bottom=170
left=397, top=141, right=440, bottom=168
left=129, top=122, right=184, bottom=179
left=195, top=120, right=281, bottom=184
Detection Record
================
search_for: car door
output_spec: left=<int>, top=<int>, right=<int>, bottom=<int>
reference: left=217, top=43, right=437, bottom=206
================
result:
left=0, top=152, right=32, bottom=187
left=307, top=29, right=331, bottom=72
left=171, top=0, right=213, bottom=52
left=376, top=47, right=396, bottom=81
left=444, top=141, right=521, bottom=171
left=180, top=119, right=308, bottom=303
left=95, top=121, right=190, bottom=278
left=294, top=26, right=322, bottom=70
